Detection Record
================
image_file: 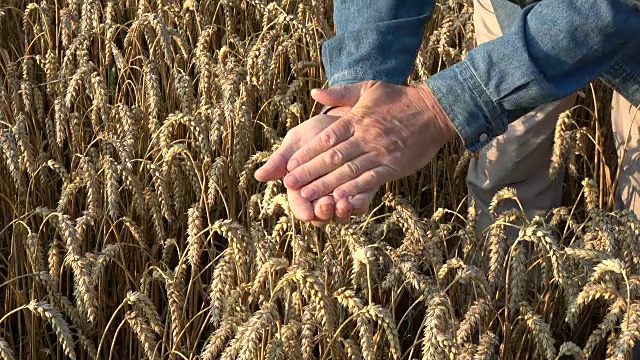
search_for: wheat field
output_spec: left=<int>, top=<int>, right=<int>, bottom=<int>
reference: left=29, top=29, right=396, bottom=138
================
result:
left=0, top=0, right=638, bottom=359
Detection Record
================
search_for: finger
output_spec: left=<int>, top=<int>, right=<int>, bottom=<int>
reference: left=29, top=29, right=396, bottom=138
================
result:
left=287, top=119, right=354, bottom=172
left=283, top=139, right=366, bottom=191
left=255, top=146, right=296, bottom=182
left=349, top=191, right=377, bottom=215
left=311, top=85, right=363, bottom=108
left=314, top=195, right=336, bottom=222
left=334, top=192, right=374, bottom=221
left=333, top=166, right=397, bottom=200
left=287, top=188, right=314, bottom=222
left=334, top=198, right=353, bottom=223
left=297, top=152, right=380, bottom=201
left=256, top=113, right=343, bottom=182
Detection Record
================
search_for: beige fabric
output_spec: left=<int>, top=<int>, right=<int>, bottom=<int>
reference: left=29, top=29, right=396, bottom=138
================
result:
left=469, top=0, right=640, bottom=233
left=612, top=94, right=640, bottom=214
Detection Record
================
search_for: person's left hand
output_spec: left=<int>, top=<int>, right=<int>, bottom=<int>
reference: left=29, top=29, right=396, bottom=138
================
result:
left=283, top=81, right=458, bottom=202
left=255, top=108, right=376, bottom=225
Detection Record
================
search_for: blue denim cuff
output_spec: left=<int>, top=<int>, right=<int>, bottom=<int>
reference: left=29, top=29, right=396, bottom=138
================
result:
left=329, top=69, right=407, bottom=88
left=425, top=61, right=509, bottom=153
left=328, top=69, right=404, bottom=88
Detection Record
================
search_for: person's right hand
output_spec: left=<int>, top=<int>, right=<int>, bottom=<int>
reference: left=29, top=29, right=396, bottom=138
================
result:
left=255, top=109, right=375, bottom=224
left=283, top=81, right=456, bottom=206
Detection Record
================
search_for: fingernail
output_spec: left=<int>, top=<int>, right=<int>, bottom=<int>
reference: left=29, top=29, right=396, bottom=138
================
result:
left=320, top=203, right=333, bottom=212
left=288, top=159, right=300, bottom=171
left=301, top=188, right=316, bottom=200
left=284, top=174, right=298, bottom=188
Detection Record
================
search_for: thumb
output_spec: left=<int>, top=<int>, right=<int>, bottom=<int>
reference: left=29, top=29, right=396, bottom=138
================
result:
left=311, top=83, right=364, bottom=108
left=255, top=144, right=295, bottom=182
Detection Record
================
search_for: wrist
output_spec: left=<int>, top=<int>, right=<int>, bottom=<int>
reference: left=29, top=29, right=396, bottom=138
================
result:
left=416, top=83, right=459, bottom=144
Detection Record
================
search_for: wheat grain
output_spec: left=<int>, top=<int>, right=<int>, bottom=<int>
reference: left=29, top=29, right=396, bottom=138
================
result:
left=507, top=242, right=527, bottom=314
left=363, top=304, right=402, bottom=359
left=583, top=298, right=625, bottom=358
left=0, top=337, right=15, bottom=360
left=209, top=250, right=236, bottom=327
left=488, top=187, right=519, bottom=217
left=266, top=337, right=285, bottom=360
left=14, top=115, right=37, bottom=177
left=0, top=130, right=25, bottom=192
left=26, top=300, right=77, bottom=360
left=301, top=303, right=317, bottom=360
left=201, top=317, right=240, bottom=360
left=186, top=202, right=205, bottom=269
left=550, top=110, right=573, bottom=179
left=422, top=294, right=455, bottom=360
left=102, top=156, right=120, bottom=218
left=611, top=303, right=640, bottom=360
left=556, top=341, right=585, bottom=360
left=457, top=298, right=491, bottom=345
left=126, top=310, right=160, bottom=360
left=334, top=288, right=374, bottom=360
left=221, top=302, right=277, bottom=360
left=474, top=331, right=498, bottom=360
left=167, top=264, right=187, bottom=349
left=520, top=303, right=556, bottom=360
left=126, top=291, right=164, bottom=335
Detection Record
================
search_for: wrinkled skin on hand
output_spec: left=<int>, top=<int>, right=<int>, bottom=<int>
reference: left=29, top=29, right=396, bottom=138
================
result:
left=254, top=108, right=376, bottom=225
left=283, top=81, right=457, bottom=205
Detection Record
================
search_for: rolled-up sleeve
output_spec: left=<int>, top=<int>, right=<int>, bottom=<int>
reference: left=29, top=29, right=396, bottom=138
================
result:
left=426, top=0, right=640, bottom=152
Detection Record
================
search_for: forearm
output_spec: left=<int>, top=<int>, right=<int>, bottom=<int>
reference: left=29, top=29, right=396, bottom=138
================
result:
left=427, top=0, right=640, bottom=152
left=322, top=0, right=435, bottom=87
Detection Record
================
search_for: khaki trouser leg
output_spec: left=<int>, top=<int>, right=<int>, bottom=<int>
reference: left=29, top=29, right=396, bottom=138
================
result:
left=470, top=0, right=640, bottom=231
left=612, top=94, right=640, bottom=215
left=469, top=0, right=573, bottom=233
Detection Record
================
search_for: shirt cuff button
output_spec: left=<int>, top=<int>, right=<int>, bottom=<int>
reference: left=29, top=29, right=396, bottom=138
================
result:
left=479, top=133, right=489, bottom=142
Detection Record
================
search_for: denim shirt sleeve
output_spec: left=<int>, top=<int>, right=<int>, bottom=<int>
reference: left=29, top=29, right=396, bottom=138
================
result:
left=426, top=0, right=640, bottom=152
left=321, top=0, right=435, bottom=87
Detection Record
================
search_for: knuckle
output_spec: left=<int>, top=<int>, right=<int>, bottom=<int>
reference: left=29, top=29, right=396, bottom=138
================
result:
left=376, top=133, right=401, bottom=153
left=274, top=153, right=288, bottom=164
left=365, top=127, right=386, bottom=141
left=300, top=166, right=314, bottom=182
left=387, top=139, right=403, bottom=153
left=327, top=148, right=343, bottom=165
left=341, top=185, right=355, bottom=197
left=321, top=129, right=338, bottom=147
left=345, top=161, right=360, bottom=176
left=366, top=170, right=378, bottom=182
left=300, top=147, right=311, bottom=159
left=283, top=130, right=296, bottom=142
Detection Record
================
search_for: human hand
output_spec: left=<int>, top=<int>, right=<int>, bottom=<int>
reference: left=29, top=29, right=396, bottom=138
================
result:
left=283, top=81, right=458, bottom=203
left=255, top=109, right=375, bottom=224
